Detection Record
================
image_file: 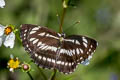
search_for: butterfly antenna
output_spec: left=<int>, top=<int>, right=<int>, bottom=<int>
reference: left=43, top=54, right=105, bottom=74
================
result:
left=65, top=20, right=80, bottom=31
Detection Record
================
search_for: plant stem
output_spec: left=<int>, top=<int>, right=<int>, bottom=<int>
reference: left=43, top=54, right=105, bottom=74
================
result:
left=39, top=68, right=48, bottom=80
left=51, top=0, right=68, bottom=80
left=50, top=69, right=57, bottom=80
left=27, top=72, right=34, bottom=80
left=59, top=7, right=66, bottom=33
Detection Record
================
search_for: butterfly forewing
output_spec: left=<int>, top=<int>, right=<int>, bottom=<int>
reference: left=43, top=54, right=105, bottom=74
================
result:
left=20, top=24, right=60, bottom=68
left=20, top=24, right=98, bottom=74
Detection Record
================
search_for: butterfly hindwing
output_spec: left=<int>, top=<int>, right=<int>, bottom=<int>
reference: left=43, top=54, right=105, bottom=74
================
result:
left=64, top=35, right=98, bottom=65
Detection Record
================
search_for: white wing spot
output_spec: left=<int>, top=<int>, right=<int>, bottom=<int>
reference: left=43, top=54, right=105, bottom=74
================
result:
left=76, top=48, right=80, bottom=54
left=69, top=71, right=73, bottom=74
left=51, top=46, right=57, bottom=52
left=33, top=39, right=39, bottom=44
left=69, top=63, right=72, bottom=66
left=61, top=61, right=64, bottom=65
left=83, top=42, right=87, bottom=48
left=32, top=27, right=40, bottom=31
left=30, top=31, right=36, bottom=34
left=46, top=34, right=50, bottom=37
left=35, top=54, right=38, bottom=57
left=56, top=61, right=61, bottom=64
left=24, top=34, right=26, bottom=37
left=87, top=52, right=89, bottom=54
left=41, top=45, right=48, bottom=50
left=72, top=49, right=75, bottom=55
left=69, top=50, right=72, bottom=56
left=67, top=50, right=70, bottom=56
left=70, top=50, right=73, bottom=56
left=76, top=40, right=80, bottom=45
left=37, top=42, right=42, bottom=47
left=26, top=44, right=29, bottom=48
left=38, top=26, right=41, bottom=28
left=39, top=44, right=45, bottom=49
left=45, top=46, right=51, bottom=50
left=80, top=57, right=83, bottom=60
left=60, top=49, right=64, bottom=54
left=72, top=62, right=74, bottom=65
left=81, top=61, right=84, bottom=64
left=24, top=37, right=26, bottom=40
left=47, top=58, right=51, bottom=62
left=91, top=52, right=94, bottom=55
left=46, top=34, right=59, bottom=39
left=30, top=38, right=36, bottom=41
left=24, top=30, right=27, bottom=32
left=80, top=49, right=83, bottom=53
left=43, top=57, right=46, bottom=61
left=77, top=59, right=79, bottom=62
left=88, top=55, right=92, bottom=60
left=38, top=32, right=45, bottom=36
left=65, top=62, right=68, bottom=66
left=51, top=59, right=55, bottom=63
left=37, top=42, right=57, bottom=52
left=38, top=56, right=42, bottom=59
left=57, top=33, right=61, bottom=37
left=64, top=39, right=74, bottom=43
left=91, top=45, right=93, bottom=48
left=82, top=37, right=88, bottom=43
left=89, top=48, right=91, bottom=52
left=65, top=73, right=68, bottom=75
left=28, top=48, right=31, bottom=51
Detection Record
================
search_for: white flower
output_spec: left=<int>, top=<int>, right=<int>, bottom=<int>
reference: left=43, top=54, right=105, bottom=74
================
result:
left=0, top=0, right=5, bottom=8
left=0, top=24, right=15, bottom=48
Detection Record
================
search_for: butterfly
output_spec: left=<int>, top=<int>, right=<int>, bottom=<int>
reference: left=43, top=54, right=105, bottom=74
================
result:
left=20, top=24, right=98, bottom=74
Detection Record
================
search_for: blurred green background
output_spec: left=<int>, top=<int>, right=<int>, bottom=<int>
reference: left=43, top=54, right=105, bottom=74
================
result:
left=0, top=0, right=120, bottom=80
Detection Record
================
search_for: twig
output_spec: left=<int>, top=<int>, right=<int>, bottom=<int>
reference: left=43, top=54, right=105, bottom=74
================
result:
left=59, top=7, right=66, bottom=33
left=49, top=69, right=57, bottom=80
left=27, top=72, right=34, bottom=80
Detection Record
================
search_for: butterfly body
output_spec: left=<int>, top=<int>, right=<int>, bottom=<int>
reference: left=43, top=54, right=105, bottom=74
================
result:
left=20, top=24, right=98, bottom=74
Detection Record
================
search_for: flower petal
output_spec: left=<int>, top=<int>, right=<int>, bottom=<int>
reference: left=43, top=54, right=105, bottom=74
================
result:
left=0, top=24, right=5, bottom=36
left=0, top=0, right=5, bottom=8
left=4, top=32, right=15, bottom=48
left=0, top=37, right=3, bottom=47
left=9, top=68, right=14, bottom=72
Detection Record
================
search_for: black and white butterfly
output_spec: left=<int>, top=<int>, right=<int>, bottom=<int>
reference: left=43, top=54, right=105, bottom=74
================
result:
left=20, top=24, right=98, bottom=74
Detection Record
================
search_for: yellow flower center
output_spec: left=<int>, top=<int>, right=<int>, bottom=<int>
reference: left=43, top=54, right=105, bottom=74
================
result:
left=8, top=59, right=20, bottom=69
left=4, top=27, right=12, bottom=35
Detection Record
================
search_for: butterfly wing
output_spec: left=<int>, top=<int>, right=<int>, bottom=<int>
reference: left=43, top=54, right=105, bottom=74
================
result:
left=20, top=24, right=98, bottom=74
left=56, top=35, right=98, bottom=73
left=20, top=24, right=61, bottom=68
left=64, top=35, right=98, bottom=64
